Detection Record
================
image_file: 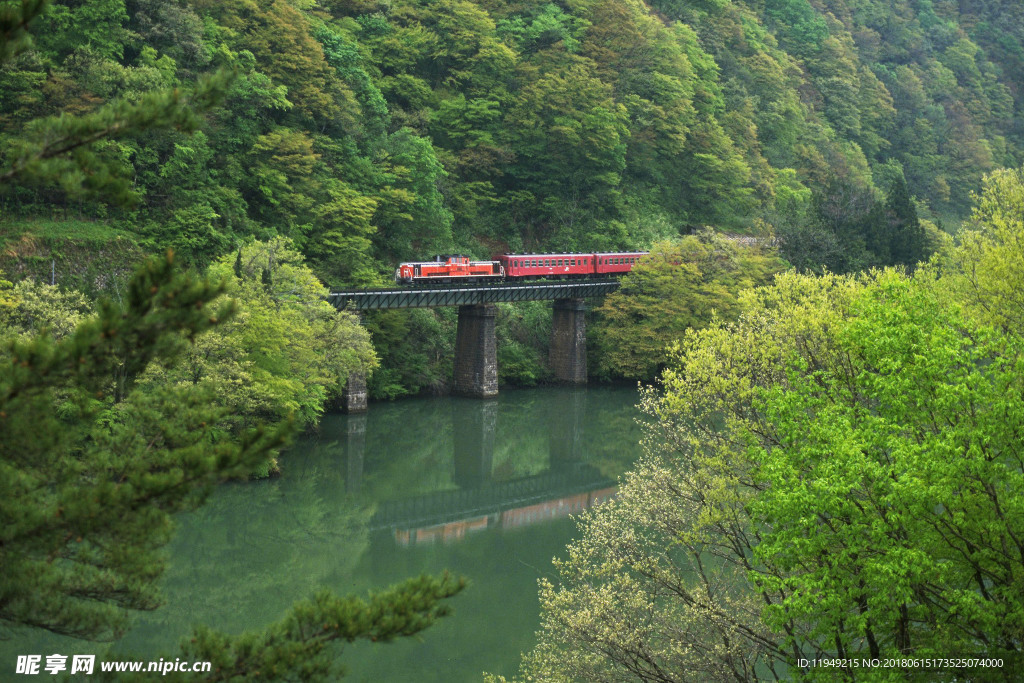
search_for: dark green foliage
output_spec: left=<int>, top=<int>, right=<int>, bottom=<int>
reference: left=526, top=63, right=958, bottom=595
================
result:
left=886, top=174, right=926, bottom=267
left=3, top=0, right=1024, bottom=390
left=0, top=255, right=286, bottom=640
left=96, top=575, right=465, bottom=682
left=0, top=0, right=48, bottom=62
left=776, top=173, right=930, bottom=273
left=1, top=67, right=235, bottom=205
left=364, top=307, right=456, bottom=399
left=0, top=256, right=461, bottom=679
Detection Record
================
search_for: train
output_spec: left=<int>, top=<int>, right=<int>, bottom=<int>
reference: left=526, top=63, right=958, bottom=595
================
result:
left=394, top=252, right=649, bottom=285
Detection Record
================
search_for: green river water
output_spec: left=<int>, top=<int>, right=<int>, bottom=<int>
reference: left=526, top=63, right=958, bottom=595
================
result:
left=5, top=385, right=646, bottom=682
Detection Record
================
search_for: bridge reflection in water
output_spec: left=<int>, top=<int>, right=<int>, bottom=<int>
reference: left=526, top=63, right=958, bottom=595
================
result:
left=341, top=389, right=618, bottom=546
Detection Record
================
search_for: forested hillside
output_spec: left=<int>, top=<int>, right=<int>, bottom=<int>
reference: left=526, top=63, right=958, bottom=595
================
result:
left=2, top=0, right=1022, bottom=390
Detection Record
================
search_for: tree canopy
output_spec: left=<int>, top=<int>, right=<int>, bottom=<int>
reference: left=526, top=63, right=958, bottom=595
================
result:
left=505, top=168, right=1024, bottom=682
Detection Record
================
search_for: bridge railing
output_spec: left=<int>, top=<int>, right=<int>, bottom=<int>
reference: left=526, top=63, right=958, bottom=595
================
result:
left=328, top=279, right=621, bottom=310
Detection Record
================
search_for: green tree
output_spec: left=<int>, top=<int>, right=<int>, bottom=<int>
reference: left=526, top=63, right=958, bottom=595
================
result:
left=591, top=231, right=783, bottom=380
left=141, top=238, right=377, bottom=449
left=509, top=171, right=1024, bottom=682
left=511, top=260, right=1024, bottom=681
left=0, top=5, right=461, bottom=677
left=0, top=255, right=284, bottom=639
left=0, top=256, right=461, bottom=675
left=885, top=174, right=926, bottom=267
left=0, top=278, right=91, bottom=340
left=943, top=166, right=1024, bottom=333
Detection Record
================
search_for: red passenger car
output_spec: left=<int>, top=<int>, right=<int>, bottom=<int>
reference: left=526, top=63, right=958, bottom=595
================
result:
left=395, top=255, right=503, bottom=284
left=394, top=251, right=649, bottom=284
left=594, top=252, right=645, bottom=275
left=498, top=253, right=595, bottom=279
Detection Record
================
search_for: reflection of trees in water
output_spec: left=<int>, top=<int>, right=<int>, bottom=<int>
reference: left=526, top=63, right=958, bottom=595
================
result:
left=125, top=459, right=373, bottom=650
left=121, top=386, right=645, bottom=658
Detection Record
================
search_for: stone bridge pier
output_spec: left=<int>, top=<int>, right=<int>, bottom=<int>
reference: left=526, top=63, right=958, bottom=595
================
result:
left=549, top=298, right=587, bottom=384
left=342, top=293, right=593, bottom=409
left=453, top=304, right=499, bottom=398
left=341, top=372, right=368, bottom=413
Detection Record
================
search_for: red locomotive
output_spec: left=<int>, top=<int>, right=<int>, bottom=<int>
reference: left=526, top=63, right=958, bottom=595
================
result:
left=395, top=252, right=648, bottom=285
left=395, top=255, right=504, bottom=285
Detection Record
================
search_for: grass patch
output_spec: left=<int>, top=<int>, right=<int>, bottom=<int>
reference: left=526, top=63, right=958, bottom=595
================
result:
left=0, top=218, right=145, bottom=296
left=0, top=218, right=135, bottom=248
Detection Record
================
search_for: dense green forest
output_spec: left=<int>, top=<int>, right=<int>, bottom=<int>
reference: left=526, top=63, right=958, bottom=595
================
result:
left=2, top=0, right=1023, bottom=394
left=499, top=162, right=1024, bottom=683
left=5, top=1, right=1024, bottom=679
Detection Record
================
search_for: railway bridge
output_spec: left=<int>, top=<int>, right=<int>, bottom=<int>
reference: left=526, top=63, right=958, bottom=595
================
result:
left=327, top=280, right=620, bottom=411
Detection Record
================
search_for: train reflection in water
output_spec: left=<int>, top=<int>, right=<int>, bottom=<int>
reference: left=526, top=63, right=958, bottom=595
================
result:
left=344, top=388, right=620, bottom=546
left=394, top=486, right=617, bottom=546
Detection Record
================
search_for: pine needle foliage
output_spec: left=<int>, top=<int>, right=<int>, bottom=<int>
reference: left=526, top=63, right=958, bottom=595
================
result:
left=0, top=253, right=287, bottom=641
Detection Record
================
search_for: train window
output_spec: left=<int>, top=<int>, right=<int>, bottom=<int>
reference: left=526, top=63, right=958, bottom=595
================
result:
left=545, top=259, right=550, bottom=266
left=570, top=259, right=575, bottom=266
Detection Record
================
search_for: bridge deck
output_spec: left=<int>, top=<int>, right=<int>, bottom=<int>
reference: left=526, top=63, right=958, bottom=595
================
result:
left=370, top=464, right=614, bottom=531
left=328, top=279, right=620, bottom=310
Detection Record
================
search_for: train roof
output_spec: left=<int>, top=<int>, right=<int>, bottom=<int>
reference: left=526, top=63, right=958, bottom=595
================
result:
left=499, top=251, right=648, bottom=257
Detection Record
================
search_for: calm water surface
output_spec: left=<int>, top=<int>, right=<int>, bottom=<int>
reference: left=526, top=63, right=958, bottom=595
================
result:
left=8, top=386, right=645, bottom=682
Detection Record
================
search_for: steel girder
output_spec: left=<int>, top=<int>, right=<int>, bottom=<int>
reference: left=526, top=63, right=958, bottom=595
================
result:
left=328, top=280, right=621, bottom=310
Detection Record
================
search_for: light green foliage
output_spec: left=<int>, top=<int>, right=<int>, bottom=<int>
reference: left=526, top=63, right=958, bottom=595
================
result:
left=143, top=239, right=377, bottom=434
left=0, top=278, right=91, bottom=339
left=750, top=272, right=1024, bottom=670
left=592, top=231, right=783, bottom=380
left=514, top=174, right=1024, bottom=681
left=512, top=271, right=864, bottom=682
left=942, top=166, right=1024, bottom=332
